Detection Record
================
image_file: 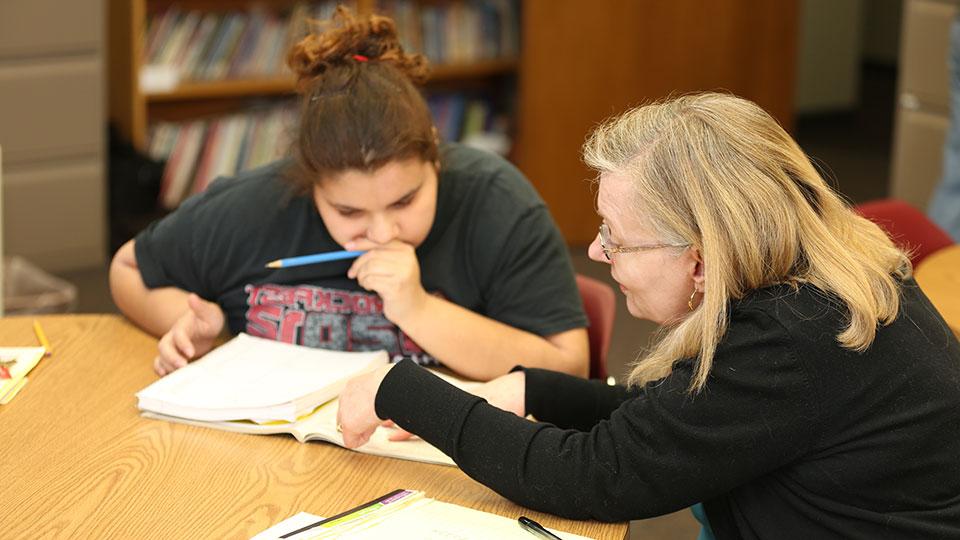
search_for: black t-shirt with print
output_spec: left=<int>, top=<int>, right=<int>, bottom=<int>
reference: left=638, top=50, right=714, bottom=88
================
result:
left=134, top=143, right=587, bottom=365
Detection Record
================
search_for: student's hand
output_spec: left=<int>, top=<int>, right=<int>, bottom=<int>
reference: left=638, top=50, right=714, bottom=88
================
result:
left=337, top=364, right=396, bottom=448
left=154, top=293, right=225, bottom=376
left=381, top=419, right=417, bottom=442
left=345, top=239, right=428, bottom=324
left=471, top=371, right=526, bottom=417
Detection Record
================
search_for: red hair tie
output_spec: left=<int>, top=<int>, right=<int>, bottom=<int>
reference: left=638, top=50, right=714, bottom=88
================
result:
left=352, top=54, right=369, bottom=62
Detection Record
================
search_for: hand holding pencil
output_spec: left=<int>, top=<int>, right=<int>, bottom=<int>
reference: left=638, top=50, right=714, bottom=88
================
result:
left=345, top=239, right=428, bottom=324
left=265, top=250, right=364, bottom=268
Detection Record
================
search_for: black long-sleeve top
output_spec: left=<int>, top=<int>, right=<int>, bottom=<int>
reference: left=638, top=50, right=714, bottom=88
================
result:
left=375, top=281, right=960, bottom=539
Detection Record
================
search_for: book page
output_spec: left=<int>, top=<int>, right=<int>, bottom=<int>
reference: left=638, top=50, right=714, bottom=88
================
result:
left=136, top=333, right=387, bottom=422
left=297, top=398, right=456, bottom=466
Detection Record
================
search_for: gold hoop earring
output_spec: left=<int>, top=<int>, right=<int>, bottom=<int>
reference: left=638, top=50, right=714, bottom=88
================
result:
left=688, top=289, right=699, bottom=311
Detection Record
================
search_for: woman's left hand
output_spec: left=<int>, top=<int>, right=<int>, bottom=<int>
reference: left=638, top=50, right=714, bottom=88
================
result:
left=336, top=364, right=395, bottom=448
left=346, top=239, right=428, bottom=324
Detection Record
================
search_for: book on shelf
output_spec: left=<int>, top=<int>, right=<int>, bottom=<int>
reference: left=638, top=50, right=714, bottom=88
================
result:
left=428, top=92, right=510, bottom=155
left=150, top=103, right=296, bottom=209
left=141, top=1, right=356, bottom=90
left=378, top=0, right=519, bottom=65
left=149, top=90, right=511, bottom=210
left=137, top=333, right=477, bottom=467
left=139, top=0, right=520, bottom=93
left=252, top=489, right=593, bottom=540
left=157, top=121, right=207, bottom=210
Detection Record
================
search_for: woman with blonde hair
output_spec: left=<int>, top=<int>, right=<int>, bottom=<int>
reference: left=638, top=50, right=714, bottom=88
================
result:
left=339, top=92, right=960, bottom=539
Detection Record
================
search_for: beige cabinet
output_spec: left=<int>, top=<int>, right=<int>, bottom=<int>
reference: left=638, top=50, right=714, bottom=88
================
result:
left=0, top=0, right=106, bottom=272
left=891, top=0, right=957, bottom=209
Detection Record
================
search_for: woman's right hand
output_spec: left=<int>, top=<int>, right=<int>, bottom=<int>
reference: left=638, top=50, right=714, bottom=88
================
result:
left=154, top=293, right=225, bottom=376
left=382, top=370, right=529, bottom=443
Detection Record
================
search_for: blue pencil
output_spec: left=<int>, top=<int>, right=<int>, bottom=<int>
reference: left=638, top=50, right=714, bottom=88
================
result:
left=265, top=250, right=365, bottom=268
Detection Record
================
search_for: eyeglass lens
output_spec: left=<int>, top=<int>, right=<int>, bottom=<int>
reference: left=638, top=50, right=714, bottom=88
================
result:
left=599, top=223, right=612, bottom=260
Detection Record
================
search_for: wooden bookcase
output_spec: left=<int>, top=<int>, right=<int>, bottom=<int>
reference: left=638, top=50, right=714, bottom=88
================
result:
left=108, top=0, right=799, bottom=247
left=108, top=0, right=519, bottom=149
left=107, top=0, right=521, bottom=249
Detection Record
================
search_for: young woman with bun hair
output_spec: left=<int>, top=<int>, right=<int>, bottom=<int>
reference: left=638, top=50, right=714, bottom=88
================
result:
left=109, top=7, right=588, bottom=380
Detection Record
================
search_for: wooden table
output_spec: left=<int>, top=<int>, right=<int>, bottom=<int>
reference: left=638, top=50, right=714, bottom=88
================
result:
left=0, top=315, right=626, bottom=539
left=916, top=245, right=960, bottom=338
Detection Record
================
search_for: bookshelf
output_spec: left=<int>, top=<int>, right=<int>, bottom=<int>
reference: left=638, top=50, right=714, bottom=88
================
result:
left=108, top=0, right=519, bottom=147
left=143, top=59, right=516, bottom=102
left=107, top=0, right=521, bottom=249
left=108, top=0, right=799, bottom=248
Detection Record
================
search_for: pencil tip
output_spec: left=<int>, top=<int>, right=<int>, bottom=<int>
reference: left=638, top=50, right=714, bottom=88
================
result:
left=266, top=261, right=281, bottom=268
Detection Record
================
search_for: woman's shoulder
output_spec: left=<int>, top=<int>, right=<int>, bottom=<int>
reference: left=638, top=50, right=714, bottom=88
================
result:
left=200, top=159, right=297, bottom=203
left=183, top=159, right=307, bottom=218
left=438, top=143, right=543, bottom=208
left=729, top=283, right=848, bottom=337
left=731, top=279, right=949, bottom=349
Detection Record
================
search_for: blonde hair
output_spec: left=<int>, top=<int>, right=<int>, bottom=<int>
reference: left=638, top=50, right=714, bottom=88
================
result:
left=583, top=93, right=911, bottom=391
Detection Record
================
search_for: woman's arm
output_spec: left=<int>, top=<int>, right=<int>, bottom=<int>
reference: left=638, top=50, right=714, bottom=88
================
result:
left=397, top=294, right=588, bottom=379
left=109, top=239, right=193, bottom=337
left=110, top=239, right=226, bottom=375
left=345, top=238, right=588, bottom=379
left=373, top=351, right=816, bottom=522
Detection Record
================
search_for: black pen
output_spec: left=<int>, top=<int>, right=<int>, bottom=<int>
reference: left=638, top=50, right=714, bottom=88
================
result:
left=518, top=515, right=563, bottom=539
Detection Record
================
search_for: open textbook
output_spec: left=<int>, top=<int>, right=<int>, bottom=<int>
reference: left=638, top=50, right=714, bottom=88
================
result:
left=141, top=391, right=462, bottom=466
left=252, top=489, right=594, bottom=540
left=138, top=333, right=478, bottom=466
left=136, top=333, right=388, bottom=422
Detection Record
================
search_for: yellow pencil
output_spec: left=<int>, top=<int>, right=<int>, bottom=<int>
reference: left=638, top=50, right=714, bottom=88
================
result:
left=33, top=320, right=52, bottom=357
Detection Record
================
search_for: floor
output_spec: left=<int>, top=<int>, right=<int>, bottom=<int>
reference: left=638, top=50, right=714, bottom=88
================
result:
left=47, top=64, right=896, bottom=539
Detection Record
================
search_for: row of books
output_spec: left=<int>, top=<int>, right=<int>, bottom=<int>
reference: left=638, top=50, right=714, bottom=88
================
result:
left=428, top=93, right=511, bottom=156
left=148, top=91, right=510, bottom=211
left=142, top=1, right=350, bottom=86
left=148, top=104, right=297, bottom=210
left=141, top=0, right=519, bottom=90
left=377, top=0, right=520, bottom=65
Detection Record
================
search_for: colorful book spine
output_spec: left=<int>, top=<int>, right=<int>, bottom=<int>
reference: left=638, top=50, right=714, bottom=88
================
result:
left=148, top=104, right=296, bottom=210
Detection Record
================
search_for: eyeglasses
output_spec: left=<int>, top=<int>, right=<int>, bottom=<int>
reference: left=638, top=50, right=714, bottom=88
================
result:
left=598, top=223, right=689, bottom=260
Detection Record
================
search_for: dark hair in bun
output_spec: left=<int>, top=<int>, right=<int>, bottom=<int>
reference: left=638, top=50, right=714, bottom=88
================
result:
left=285, top=6, right=438, bottom=190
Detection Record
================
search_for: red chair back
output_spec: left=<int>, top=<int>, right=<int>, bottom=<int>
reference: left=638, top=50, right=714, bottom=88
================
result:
left=855, top=199, right=954, bottom=267
left=575, top=274, right=616, bottom=380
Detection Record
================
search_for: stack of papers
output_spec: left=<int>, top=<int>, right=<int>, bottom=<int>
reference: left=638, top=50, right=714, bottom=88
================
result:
left=136, top=333, right=388, bottom=423
left=0, top=347, right=46, bottom=405
left=253, top=489, right=595, bottom=540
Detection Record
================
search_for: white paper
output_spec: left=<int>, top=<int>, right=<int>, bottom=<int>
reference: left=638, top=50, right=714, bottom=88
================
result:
left=250, top=511, right=325, bottom=540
